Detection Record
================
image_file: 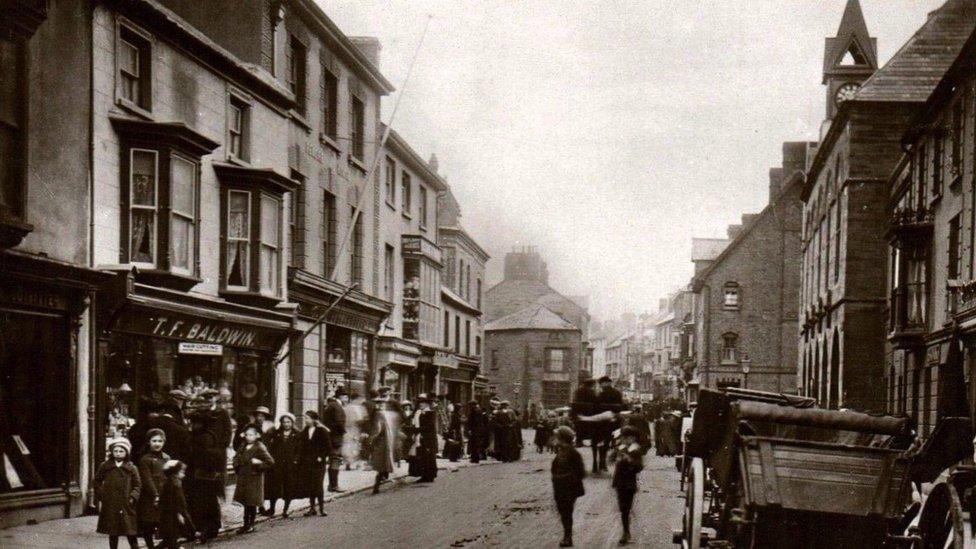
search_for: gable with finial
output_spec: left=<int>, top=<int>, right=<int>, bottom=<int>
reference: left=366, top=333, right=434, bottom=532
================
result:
left=823, top=0, right=878, bottom=83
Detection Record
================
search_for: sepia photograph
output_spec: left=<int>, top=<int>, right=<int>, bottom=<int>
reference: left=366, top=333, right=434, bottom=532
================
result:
left=1, top=0, right=975, bottom=547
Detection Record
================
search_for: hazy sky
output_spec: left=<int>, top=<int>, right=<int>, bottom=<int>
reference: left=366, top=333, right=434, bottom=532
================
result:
left=322, top=0, right=945, bottom=321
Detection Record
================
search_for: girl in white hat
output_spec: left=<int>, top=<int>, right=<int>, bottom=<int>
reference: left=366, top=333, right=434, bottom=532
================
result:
left=94, top=437, right=142, bottom=549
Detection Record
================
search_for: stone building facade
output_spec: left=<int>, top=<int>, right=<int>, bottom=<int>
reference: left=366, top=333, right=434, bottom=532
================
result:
left=483, top=304, right=581, bottom=412
left=693, top=143, right=806, bottom=393
left=886, top=11, right=976, bottom=437
left=800, top=0, right=974, bottom=412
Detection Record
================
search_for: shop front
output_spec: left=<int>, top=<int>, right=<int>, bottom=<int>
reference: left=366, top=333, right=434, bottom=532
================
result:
left=437, top=352, right=477, bottom=405
left=97, top=278, right=294, bottom=450
left=0, top=252, right=112, bottom=528
left=288, top=269, right=391, bottom=411
left=376, top=336, right=420, bottom=400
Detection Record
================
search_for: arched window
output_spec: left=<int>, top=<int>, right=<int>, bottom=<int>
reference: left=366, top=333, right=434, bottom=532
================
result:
left=721, top=332, right=738, bottom=363
left=723, top=282, right=740, bottom=309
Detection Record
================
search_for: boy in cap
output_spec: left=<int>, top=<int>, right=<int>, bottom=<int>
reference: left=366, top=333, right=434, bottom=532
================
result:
left=551, top=426, right=585, bottom=547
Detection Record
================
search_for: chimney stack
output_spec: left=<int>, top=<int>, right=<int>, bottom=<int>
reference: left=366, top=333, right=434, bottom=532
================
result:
left=348, top=36, right=381, bottom=68
left=428, top=153, right=439, bottom=174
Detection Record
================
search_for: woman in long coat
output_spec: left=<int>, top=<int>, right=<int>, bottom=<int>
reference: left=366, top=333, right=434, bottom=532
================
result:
left=232, top=426, right=274, bottom=534
left=414, top=395, right=439, bottom=482
left=265, top=413, right=302, bottom=517
left=137, top=429, right=170, bottom=548
left=299, top=410, right=330, bottom=516
left=370, top=390, right=398, bottom=494
left=95, top=438, right=142, bottom=548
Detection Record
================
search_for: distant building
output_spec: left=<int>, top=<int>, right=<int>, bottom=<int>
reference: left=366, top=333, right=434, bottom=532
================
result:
left=484, top=247, right=590, bottom=384
left=590, top=336, right=608, bottom=379
left=483, top=303, right=582, bottom=412
left=693, top=143, right=808, bottom=393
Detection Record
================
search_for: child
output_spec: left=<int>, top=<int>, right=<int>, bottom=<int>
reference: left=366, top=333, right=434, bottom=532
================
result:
left=551, top=426, right=585, bottom=547
left=137, top=429, right=170, bottom=548
left=94, top=438, right=142, bottom=549
left=233, top=425, right=275, bottom=534
left=533, top=414, right=552, bottom=454
left=611, top=425, right=645, bottom=545
left=158, top=460, right=196, bottom=549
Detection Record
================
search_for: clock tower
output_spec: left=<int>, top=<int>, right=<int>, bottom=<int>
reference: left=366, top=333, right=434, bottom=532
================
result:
left=823, top=0, right=878, bottom=120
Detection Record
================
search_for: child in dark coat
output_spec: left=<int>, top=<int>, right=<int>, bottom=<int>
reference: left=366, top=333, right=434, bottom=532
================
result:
left=233, top=425, right=275, bottom=534
left=551, top=426, right=585, bottom=547
left=137, top=428, right=170, bottom=549
left=94, top=438, right=142, bottom=549
left=158, top=460, right=196, bottom=549
left=611, top=425, right=646, bottom=545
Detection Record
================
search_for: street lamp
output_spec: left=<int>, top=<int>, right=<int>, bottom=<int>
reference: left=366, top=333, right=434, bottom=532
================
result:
left=740, top=355, right=751, bottom=390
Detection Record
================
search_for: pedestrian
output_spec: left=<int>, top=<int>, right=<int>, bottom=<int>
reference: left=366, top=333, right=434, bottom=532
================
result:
left=399, top=400, right=416, bottom=465
left=611, top=426, right=645, bottom=545
left=322, top=386, right=348, bottom=492
left=490, top=401, right=510, bottom=461
left=94, top=438, right=142, bottom=549
left=551, top=426, right=585, bottom=548
left=414, top=394, right=439, bottom=482
left=465, top=401, right=488, bottom=463
left=299, top=410, right=330, bottom=516
left=185, top=410, right=227, bottom=543
left=534, top=412, right=553, bottom=454
left=157, top=460, right=196, bottom=549
left=233, top=425, right=275, bottom=534
left=137, top=429, right=170, bottom=548
left=369, top=387, right=399, bottom=494
left=265, top=413, right=302, bottom=517
left=444, top=402, right=465, bottom=462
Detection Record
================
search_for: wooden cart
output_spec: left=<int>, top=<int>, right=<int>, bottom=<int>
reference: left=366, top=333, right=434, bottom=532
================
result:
left=674, top=388, right=914, bottom=548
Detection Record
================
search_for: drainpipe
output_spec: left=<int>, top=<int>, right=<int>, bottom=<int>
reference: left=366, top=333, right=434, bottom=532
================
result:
left=85, top=1, right=97, bottom=512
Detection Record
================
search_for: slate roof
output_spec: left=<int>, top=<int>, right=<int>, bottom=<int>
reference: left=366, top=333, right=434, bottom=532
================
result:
left=484, top=303, right=580, bottom=332
left=484, top=279, right=589, bottom=327
left=854, top=0, right=976, bottom=103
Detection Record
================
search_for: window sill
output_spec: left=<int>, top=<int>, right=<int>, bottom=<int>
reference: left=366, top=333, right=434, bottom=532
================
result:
left=402, top=212, right=413, bottom=221
left=319, top=133, right=342, bottom=155
left=226, top=154, right=251, bottom=168
left=289, top=110, right=311, bottom=132
left=385, top=200, right=397, bottom=212
left=419, top=224, right=427, bottom=233
left=220, top=288, right=282, bottom=308
left=108, top=266, right=202, bottom=292
left=116, top=98, right=153, bottom=121
left=0, top=212, right=33, bottom=249
left=348, top=155, right=368, bottom=173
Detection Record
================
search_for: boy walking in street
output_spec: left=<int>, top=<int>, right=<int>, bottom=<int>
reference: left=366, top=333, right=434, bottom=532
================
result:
left=611, top=425, right=645, bottom=545
left=550, top=426, right=585, bottom=547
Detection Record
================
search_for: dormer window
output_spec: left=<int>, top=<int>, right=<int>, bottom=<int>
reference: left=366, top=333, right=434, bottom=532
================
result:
left=111, top=118, right=219, bottom=290
left=723, top=282, right=740, bottom=310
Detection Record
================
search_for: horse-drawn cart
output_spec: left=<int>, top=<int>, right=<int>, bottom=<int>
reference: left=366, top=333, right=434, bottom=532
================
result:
left=674, top=388, right=914, bottom=548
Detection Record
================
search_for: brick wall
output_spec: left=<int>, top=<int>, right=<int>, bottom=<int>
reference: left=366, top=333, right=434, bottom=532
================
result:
left=483, top=329, right=580, bottom=412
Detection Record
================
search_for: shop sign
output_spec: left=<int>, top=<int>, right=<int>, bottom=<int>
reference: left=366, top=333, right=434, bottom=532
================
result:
left=118, top=308, right=286, bottom=351
left=178, top=342, right=223, bottom=356
left=0, top=279, right=69, bottom=311
left=433, top=351, right=458, bottom=368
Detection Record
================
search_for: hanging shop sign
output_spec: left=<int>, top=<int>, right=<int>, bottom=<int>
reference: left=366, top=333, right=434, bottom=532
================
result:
left=178, top=342, right=224, bottom=356
left=115, top=307, right=288, bottom=352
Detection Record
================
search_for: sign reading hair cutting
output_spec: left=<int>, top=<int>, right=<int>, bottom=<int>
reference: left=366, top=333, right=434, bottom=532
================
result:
left=178, top=342, right=224, bottom=356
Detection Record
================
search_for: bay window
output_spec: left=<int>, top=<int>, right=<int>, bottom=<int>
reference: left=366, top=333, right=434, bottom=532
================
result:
left=214, top=163, right=298, bottom=303
left=112, top=118, right=218, bottom=290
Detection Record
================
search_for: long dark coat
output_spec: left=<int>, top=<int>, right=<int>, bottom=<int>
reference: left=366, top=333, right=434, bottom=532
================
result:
left=186, top=413, right=228, bottom=538
left=266, top=429, right=302, bottom=500
left=411, top=409, right=438, bottom=481
left=466, top=408, right=488, bottom=456
left=322, top=400, right=346, bottom=454
left=299, top=425, right=330, bottom=498
left=551, top=446, right=585, bottom=501
left=233, top=441, right=274, bottom=506
left=158, top=477, right=195, bottom=542
left=369, top=401, right=397, bottom=475
left=137, top=450, right=170, bottom=528
left=94, top=460, right=141, bottom=536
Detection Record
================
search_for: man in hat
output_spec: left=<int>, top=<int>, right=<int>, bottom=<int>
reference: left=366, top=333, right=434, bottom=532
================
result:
left=322, top=386, right=348, bottom=492
left=465, top=400, right=488, bottom=463
left=493, top=401, right=514, bottom=462
left=369, top=387, right=398, bottom=494
left=414, top=394, right=438, bottom=482
left=571, top=379, right=598, bottom=449
left=592, top=375, right=624, bottom=472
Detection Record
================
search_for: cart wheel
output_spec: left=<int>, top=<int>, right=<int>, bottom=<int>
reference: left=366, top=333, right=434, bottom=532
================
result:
left=683, top=457, right=704, bottom=549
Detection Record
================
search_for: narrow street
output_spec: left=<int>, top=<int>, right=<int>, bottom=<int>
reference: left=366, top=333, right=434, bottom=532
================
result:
left=213, top=448, right=683, bottom=548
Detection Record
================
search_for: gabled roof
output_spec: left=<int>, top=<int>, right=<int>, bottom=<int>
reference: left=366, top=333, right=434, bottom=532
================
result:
left=823, top=0, right=878, bottom=80
left=691, top=238, right=729, bottom=262
left=853, top=0, right=976, bottom=103
left=484, top=304, right=580, bottom=332
left=485, top=278, right=590, bottom=325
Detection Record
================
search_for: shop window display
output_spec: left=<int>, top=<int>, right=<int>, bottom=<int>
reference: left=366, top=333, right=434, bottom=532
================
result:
left=104, top=334, right=273, bottom=446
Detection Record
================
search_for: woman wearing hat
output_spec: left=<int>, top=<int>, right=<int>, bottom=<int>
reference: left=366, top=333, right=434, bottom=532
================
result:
left=413, top=394, right=438, bottom=483
left=299, top=410, right=330, bottom=516
left=137, top=429, right=170, bottom=548
left=265, top=413, right=302, bottom=517
left=94, top=438, right=142, bottom=549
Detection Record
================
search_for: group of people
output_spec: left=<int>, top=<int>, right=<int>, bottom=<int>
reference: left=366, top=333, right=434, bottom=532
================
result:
left=548, top=375, right=654, bottom=547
